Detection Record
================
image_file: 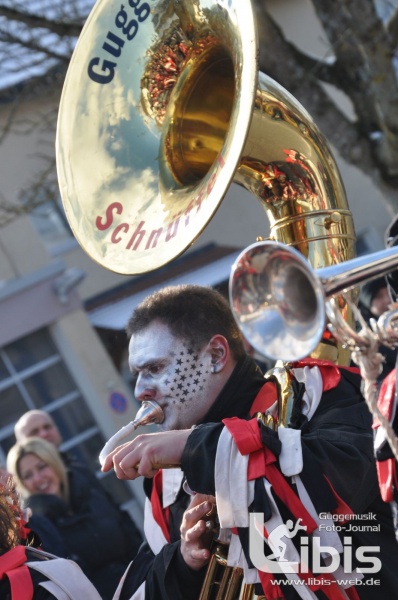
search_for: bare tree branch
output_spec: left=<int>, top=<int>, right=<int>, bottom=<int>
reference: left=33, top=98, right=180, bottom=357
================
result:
left=254, top=0, right=398, bottom=213
left=0, top=5, right=83, bottom=37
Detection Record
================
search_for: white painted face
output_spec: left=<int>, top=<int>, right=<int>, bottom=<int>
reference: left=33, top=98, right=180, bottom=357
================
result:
left=128, top=321, right=215, bottom=430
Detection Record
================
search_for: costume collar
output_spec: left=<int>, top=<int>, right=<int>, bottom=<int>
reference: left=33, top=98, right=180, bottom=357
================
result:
left=199, top=355, right=265, bottom=424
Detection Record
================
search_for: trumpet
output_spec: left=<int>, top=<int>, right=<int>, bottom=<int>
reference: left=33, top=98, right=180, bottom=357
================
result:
left=229, top=241, right=398, bottom=363
left=229, top=239, right=398, bottom=463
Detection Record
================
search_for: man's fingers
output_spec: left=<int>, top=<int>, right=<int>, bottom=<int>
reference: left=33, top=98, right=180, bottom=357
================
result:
left=181, top=499, right=217, bottom=542
left=189, top=547, right=211, bottom=561
left=180, top=503, right=215, bottom=570
left=101, top=430, right=190, bottom=479
left=188, top=498, right=216, bottom=523
left=185, top=518, right=208, bottom=541
left=101, top=440, right=134, bottom=472
left=188, top=493, right=216, bottom=509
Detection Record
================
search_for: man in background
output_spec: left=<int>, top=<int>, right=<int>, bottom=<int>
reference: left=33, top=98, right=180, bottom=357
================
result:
left=15, top=410, right=62, bottom=448
left=358, top=277, right=396, bottom=383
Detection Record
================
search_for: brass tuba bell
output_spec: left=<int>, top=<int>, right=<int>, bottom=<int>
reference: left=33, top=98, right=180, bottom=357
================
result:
left=56, top=0, right=356, bottom=298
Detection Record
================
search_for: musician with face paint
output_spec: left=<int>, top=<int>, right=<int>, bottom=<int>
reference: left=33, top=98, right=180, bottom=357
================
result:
left=107, top=284, right=267, bottom=600
left=104, top=284, right=398, bottom=600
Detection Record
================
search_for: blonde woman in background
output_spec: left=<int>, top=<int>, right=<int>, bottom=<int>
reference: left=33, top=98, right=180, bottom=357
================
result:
left=7, top=437, right=142, bottom=600
left=0, top=459, right=102, bottom=600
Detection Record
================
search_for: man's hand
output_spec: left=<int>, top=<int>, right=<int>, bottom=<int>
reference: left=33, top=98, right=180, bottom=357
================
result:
left=101, top=429, right=191, bottom=479
left=180, top=493, right=216, bottom=570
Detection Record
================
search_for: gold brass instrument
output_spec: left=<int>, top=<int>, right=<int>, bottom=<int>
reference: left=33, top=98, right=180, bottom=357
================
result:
left=99, top=400, right=164, bottom=466
left=56, top=0, right=362, bottom=597
left=56, top=0, right=356, bottom=365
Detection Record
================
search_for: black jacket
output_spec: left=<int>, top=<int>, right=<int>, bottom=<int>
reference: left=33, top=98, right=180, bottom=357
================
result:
left=27, top=469, right=142, bottom=600
left=182, top=368, right=398, bottom=600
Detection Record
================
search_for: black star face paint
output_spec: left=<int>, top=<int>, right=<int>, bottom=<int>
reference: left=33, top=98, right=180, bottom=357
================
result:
left=128, top=321, right=215, bottom=429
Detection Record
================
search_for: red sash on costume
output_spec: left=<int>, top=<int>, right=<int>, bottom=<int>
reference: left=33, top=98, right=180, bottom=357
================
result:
left=375, top=369, right=398, bottom=502
left=0, top=546, right=34, bottom=600
left=150, top=470, right=171, bottom=543
left=222, top=417, right=360, bottom=600
left=222, top=360, right=361, bottom=600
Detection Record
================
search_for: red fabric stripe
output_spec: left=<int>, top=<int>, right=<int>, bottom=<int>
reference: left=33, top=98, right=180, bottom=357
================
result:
left=293, top=358, right=360, bottom=392
left=260, top=460, right=318, bottom=534
left=375, top=368, right=396, bottom=425
left=257, top=570, right=284, bottom=599
left=292, top=359, right=341, bottom=391
left=0, top=546, right=28, bottom=577
left=7, top=566, right=33, bottom=600
left=323, top=476, right=354, bottom=520
left=150, top=471, right=170, bottom=543
left=0, top=546, right=33, bottom=600
left=376, top=459, right=395, bottom=502
left=249, top=381, right=278, bottom=416
left=222, top=417, right=263, bottom=455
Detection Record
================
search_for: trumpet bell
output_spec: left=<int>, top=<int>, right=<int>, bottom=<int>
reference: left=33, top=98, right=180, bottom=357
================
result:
left=230, top=241, right=398, bottom=363
left=230, top=241, right=327, bottom=362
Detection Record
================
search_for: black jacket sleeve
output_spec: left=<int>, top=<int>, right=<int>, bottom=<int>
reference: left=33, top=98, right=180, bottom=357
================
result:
left=118, top=539, right=207, bottom=600
left=181, top=371, right=377, bottom=510
left=145, top=542, right=207, bottom=600
left=181, top=423, right=224, bottom=495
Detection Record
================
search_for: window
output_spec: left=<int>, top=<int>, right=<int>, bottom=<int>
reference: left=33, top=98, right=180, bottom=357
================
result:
left=0, top=328, right=132, bottom=505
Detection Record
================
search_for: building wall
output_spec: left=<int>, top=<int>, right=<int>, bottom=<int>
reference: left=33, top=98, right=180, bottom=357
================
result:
left=0, top=85, right=147, bottom=519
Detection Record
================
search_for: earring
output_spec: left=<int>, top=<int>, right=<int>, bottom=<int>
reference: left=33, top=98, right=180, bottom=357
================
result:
left=211, top=363, right=219, bottom=374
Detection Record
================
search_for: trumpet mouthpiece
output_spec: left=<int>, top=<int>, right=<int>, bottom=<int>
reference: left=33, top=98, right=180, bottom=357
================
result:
left=99, top=400, right=164, bottom=466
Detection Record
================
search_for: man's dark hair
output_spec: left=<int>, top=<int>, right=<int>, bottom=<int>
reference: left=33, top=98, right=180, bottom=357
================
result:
left=126, top=285, right=245, bottom=360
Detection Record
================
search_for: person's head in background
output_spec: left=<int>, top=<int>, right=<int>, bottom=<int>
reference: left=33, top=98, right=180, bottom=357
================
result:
left=360, top=277, right=391, bottom=318
left=14, top=410, right=62, bottom=448
left=7, top=437, right=69, bottom=503
left=0, top=469, right=22, bottom=554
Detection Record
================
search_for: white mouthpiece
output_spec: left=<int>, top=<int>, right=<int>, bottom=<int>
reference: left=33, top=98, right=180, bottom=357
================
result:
left=99, top=400, right=164, bottom=466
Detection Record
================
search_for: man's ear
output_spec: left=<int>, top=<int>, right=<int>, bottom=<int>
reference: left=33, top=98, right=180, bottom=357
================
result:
left=207, top=335, right=230, bottom=373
